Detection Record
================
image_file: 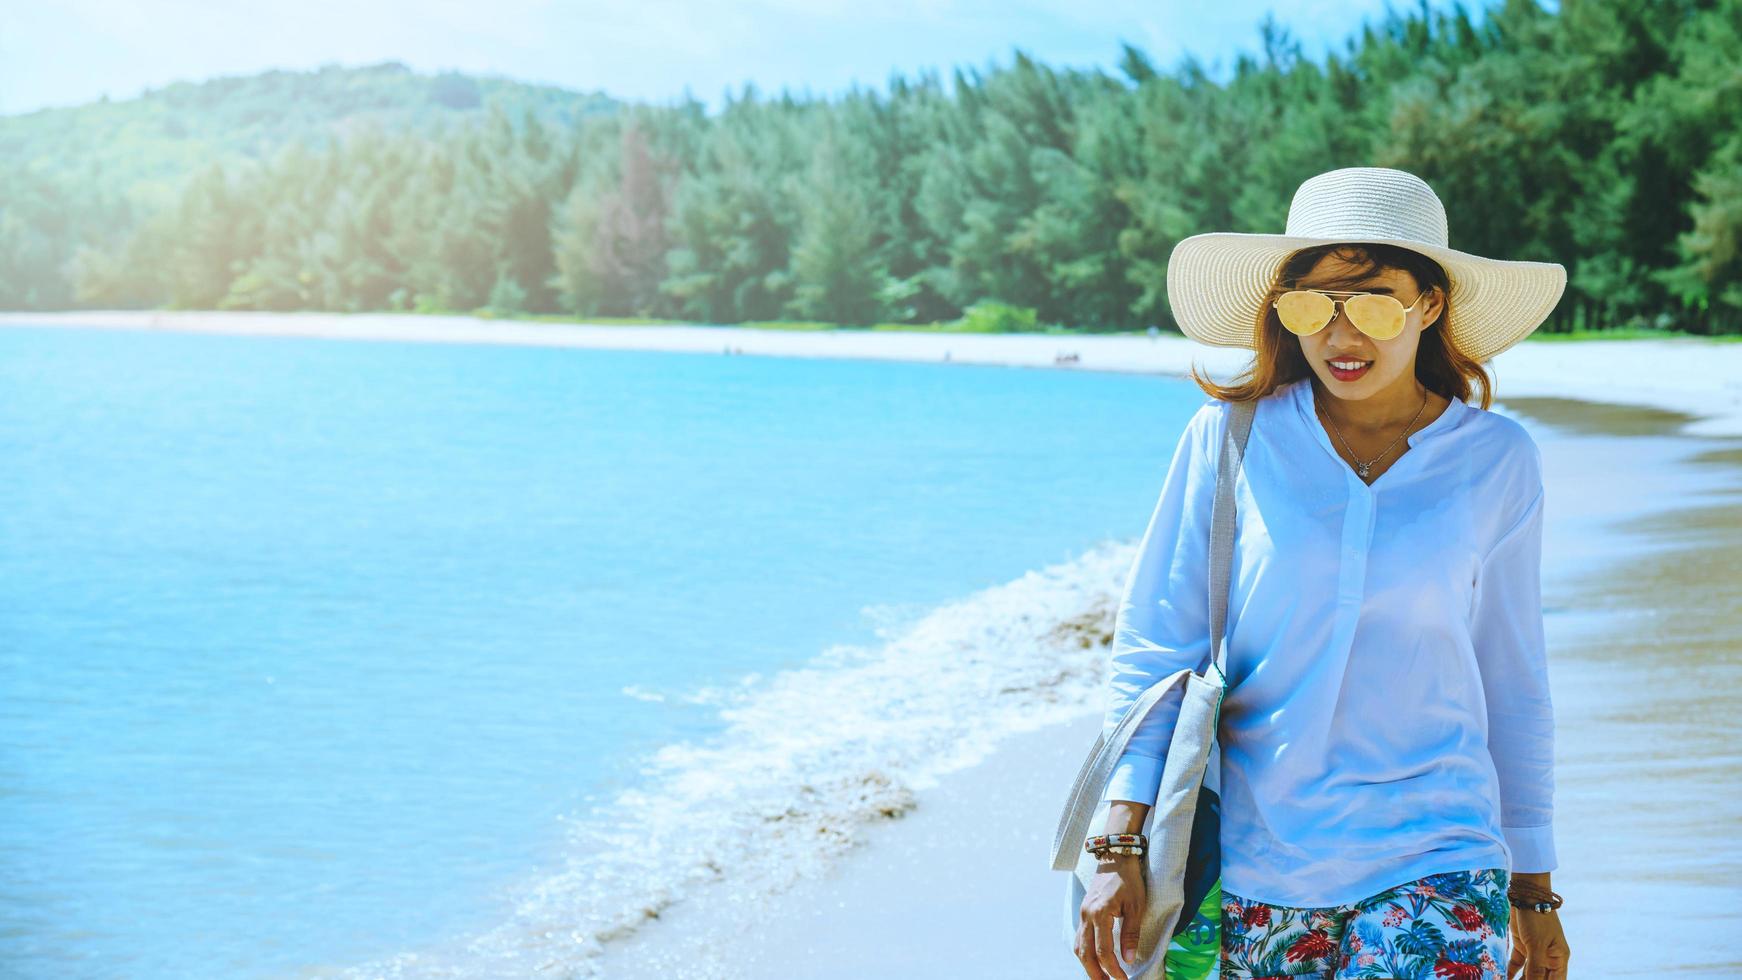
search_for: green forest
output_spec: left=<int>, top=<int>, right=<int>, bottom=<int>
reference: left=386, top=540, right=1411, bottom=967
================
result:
left=2, top=0, right=1738, bottom=334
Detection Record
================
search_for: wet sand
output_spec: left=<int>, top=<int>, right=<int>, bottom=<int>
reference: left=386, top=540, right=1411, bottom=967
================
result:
left=590, top=398, right=1742, bottom=979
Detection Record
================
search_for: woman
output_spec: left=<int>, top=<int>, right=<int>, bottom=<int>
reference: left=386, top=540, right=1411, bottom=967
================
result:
left=1074, top=168, right=1573, bottom=980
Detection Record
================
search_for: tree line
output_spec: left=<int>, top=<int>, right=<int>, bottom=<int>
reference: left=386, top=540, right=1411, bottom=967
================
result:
left=4, top=0, right=1739, bottom=334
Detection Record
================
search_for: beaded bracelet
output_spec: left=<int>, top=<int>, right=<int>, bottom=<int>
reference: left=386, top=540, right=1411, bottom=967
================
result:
left=1084, top=833, right=1147, bottom=854
left=1091, top=844, right=1146, bottom=858
left=1506, top=887, right=1564, bottom=913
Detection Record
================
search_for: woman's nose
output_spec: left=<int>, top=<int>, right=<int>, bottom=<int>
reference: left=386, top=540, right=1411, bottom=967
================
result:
left=1325, top=304, right=1363, bottom=344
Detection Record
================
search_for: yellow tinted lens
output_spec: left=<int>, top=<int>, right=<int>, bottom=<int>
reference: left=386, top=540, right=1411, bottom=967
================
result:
left=1274, top=290, right=1335, bottom=335
left=1344, top=293, right=1407, bottom=340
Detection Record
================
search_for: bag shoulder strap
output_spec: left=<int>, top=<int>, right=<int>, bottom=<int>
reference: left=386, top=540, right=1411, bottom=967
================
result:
left=1048, top=397, right=1258, bottom=872
left=1209, top=398, right=1256, bottom=678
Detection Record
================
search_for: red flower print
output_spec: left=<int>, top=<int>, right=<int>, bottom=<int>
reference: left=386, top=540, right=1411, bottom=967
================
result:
left=1433, top=956, right=1483, bottom=979
left=1285, top=929, right=1334, bottom=963
left=1382, top=904, right=1407, bottom=928
left=1243, top=904, right=1272, bottom=927
left=1450, top=902, right=1487, bottom=933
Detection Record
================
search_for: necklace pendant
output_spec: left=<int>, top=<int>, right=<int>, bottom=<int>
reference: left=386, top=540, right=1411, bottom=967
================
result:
left=1356, top=462, right=1372, bottom=478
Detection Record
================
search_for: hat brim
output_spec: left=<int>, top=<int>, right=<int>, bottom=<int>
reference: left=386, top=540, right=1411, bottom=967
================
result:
left=1165, top=233, right=1568, bottom=363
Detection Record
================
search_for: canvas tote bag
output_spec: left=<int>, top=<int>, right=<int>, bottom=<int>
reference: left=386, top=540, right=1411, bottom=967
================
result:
left=1051, top=397, right=1256, bottom=980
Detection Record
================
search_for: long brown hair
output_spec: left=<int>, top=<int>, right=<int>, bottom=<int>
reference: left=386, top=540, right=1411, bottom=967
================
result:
left=1190, top=242, right=1493, bottom=409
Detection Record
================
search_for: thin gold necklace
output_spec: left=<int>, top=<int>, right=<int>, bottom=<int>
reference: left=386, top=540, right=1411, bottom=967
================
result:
left=1316, top=387, right=1429, bottom=480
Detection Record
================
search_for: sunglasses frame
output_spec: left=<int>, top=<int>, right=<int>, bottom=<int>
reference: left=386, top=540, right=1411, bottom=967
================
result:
left=1272, top=288, right=1428, bottom=340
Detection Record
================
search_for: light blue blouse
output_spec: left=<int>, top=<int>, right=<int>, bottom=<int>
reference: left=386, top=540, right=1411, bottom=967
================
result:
left=1100, top=377, right=1556, bottom=908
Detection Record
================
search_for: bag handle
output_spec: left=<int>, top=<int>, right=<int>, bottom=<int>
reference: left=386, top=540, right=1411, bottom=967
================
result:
left=1048, top=398, right=1257, bottom=872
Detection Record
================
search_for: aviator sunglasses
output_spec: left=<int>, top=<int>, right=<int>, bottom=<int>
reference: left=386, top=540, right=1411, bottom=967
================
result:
left=1272, top=288, right=1428, bottom=341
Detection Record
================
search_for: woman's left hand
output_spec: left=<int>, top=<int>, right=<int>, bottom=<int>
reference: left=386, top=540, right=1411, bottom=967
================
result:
left=1508, top=907, right=1570, bottom=979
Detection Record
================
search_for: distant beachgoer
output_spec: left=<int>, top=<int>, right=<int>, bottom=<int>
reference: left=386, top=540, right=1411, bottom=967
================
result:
left=1076, top=168, right=1571, bottom=980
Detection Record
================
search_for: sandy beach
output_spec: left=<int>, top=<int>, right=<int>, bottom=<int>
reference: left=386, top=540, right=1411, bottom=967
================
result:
left=5, top=310, right=1742, bottom=437
left=6, top=311, right=1739, bottom=978
left=584, top=398, right=1742, bottom=979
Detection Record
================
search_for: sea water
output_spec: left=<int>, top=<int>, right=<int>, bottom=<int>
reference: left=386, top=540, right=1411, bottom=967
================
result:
left=0, top=325, right=1206, bottom=978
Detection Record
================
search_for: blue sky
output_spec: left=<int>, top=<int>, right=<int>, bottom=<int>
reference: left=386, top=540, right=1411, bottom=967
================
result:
left=0, top=0, right=1476, bottom=116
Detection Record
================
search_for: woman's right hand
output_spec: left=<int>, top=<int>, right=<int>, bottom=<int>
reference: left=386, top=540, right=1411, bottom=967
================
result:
left=1074, top=854, right=1149, bottom=980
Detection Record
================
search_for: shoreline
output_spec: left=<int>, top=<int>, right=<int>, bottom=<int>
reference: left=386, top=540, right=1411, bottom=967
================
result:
left=8, top=311, right=1738, bottom=976
left=585, top=397, right=1742, bottom=979
left=4, top=310, right=1742, bottom=436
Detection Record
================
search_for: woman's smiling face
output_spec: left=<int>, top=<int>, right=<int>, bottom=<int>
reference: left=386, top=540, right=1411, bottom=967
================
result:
left=1291, top=251, right=1444, bottom=401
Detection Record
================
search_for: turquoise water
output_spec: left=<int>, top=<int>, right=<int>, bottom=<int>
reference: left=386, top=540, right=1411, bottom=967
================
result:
left=0, top=325, right=1203, bottom=978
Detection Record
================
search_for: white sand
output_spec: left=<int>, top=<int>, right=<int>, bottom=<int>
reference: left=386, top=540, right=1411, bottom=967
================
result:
left=586, top=416, right=1742, bottom=979
left=4, top=310, right=1741, bottom=435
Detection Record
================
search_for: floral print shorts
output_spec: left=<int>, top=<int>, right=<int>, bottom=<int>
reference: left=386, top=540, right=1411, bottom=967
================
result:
left=1218, top=867, right=1512, bottom=980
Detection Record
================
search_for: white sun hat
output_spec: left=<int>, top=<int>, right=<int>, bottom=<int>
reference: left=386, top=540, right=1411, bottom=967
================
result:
left=1165, top=166, right=1568, bottom=363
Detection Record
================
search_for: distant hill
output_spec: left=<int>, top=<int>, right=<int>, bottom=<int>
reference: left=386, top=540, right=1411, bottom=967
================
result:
left=0, top=61, right=620, bottom=200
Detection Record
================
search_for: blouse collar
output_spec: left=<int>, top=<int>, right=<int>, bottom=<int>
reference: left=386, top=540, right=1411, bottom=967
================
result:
left=1288, top=376, right=1470, bottom=462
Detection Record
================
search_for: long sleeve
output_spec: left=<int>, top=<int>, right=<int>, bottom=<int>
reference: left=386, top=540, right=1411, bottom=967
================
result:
left=1099, top=402, right=1222, bottom=805
left=1470, top=453, right=1557, bottom=872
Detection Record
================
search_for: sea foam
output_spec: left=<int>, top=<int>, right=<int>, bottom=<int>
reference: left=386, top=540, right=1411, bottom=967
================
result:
left=327, top=537, right=1134, bottom=978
